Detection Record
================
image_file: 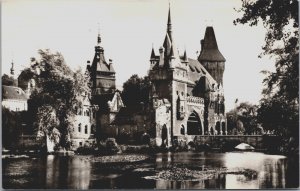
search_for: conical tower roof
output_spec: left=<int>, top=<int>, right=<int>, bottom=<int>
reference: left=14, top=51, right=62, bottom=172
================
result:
left=198, top=26, right=225, bottom=62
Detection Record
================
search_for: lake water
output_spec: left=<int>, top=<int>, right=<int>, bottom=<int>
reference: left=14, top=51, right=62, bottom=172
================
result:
left=2, top=151, right=299, bottom=189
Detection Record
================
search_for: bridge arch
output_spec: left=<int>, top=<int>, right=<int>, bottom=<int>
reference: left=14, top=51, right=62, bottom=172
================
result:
left=187, top=111, right=202, bottom=135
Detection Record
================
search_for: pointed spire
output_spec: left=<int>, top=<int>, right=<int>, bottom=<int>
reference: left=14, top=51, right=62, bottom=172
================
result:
left=10, top=60, right=15, bottom=76
left=150, top=45, right=156, bottom=59
left=183, top=49, right=188, bottom=62
left=167, top=2, right=173, bottom=42
left=97, top=22, right=101, bottom=45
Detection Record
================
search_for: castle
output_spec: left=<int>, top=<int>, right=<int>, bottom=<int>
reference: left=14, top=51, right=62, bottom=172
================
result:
left=148, top=6, right=226, bottom=146
left=87, top=6, right=227, bottom=147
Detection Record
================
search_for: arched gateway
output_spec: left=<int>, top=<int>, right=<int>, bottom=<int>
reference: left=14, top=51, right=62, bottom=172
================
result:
left=187, top=111, right=202, bottom=135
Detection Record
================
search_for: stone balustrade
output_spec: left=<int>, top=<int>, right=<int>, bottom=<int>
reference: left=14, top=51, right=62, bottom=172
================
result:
left=186, top=96, right=204, bottom=105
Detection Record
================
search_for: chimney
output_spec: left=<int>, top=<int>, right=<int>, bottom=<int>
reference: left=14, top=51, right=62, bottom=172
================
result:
left=109, top=59, right=113, bottom=69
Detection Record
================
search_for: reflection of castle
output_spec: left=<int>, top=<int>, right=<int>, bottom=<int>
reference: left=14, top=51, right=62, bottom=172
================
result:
left=148, top=6, right=227, bottom=146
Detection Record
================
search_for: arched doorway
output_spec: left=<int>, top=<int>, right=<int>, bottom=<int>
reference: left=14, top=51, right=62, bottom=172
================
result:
left=215, top=121, right=221, bottom=135
left=187, top=111, right=202, bottom=135
left=222, top=122, right=226, bottom=135
left=161, top=125, right=168, bottom=146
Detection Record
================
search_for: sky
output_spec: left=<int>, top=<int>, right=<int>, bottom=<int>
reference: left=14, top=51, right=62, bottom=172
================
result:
left=1, top=0, right=275, bottom=111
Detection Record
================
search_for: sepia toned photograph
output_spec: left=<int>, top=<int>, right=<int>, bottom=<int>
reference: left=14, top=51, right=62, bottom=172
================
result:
left=1, top=0, right=299, bottom=189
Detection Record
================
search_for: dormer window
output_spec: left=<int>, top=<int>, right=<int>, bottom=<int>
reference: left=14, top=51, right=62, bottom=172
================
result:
left=189, top=65, right=195, bottom=72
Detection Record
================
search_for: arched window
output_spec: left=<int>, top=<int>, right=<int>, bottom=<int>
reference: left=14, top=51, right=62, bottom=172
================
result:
left=86, top=110, right=90, bottom=116
left=85, top=125, right=88, bottom=134
left=180, top=125, right=185, bottom=135
left=78, top=123, right=81, bottom=132
left=215, top=121, right=221, bottom=135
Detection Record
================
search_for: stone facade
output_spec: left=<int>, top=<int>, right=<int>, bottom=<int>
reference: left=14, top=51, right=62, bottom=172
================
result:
left=70, top=94, right=97, bottom=150
left=148, top=6, right=227, bottom=147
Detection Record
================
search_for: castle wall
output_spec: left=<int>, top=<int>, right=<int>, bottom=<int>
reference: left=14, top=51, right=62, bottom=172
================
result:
left=154, top=104, right=171, bottom=147
left=171, top=79, right=187, bottom=136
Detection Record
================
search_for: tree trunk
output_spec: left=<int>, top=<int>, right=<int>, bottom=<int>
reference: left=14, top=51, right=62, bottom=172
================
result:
left=46, top=135, right=55, bottom=153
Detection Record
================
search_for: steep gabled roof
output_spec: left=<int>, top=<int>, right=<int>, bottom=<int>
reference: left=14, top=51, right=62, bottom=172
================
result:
left=2, top=85, right=28, bottom=100
left=91, top=47, right=115, bottom=73
left=184, top=58, right=217, bottom=89
left=198, top=27, right=226, bottom=62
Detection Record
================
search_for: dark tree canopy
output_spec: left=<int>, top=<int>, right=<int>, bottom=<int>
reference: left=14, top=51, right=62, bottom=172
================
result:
left=2, top=74, right=15, bottom=86
left=226, top=102, right=259, bottom=135
left=234, top=0, right=299, bottom=143
left=234, top=0, right=299, bottom=101
left=18, top=68, right=35, bottom=92
left=121, top=74, right=151, bottom=108
left=26, top=49, right=90, bottom=149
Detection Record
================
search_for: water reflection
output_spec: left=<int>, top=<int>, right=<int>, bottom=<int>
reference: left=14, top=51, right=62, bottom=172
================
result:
left=2, top=152, right=298, bottom=189
left=45, top=155, right=91, bottom=189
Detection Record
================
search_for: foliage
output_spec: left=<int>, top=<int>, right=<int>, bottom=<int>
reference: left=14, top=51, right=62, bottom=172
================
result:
left=2, top=74, right=15, bottom=86
left=17, top=68, right=35, bottom=91
left=26, top=49, right=90, bottom=150
left=2, top=107, right=20, bottom=149
left=36, top=105, right=60, bottom=143
left=121, top=74, right=151, bottom=108
left=257, top=96, right=298, bottom=137
left=226, top=102, right=259, bottom=135
left=234, top=0, right=299, bottom=141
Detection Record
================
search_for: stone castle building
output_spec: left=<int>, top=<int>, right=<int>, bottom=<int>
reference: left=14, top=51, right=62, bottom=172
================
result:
left=148, top=7, right=227, bottom=146
left=86, top=33, right=124, bottom=138
left=85, top=6, right=227, bottom=146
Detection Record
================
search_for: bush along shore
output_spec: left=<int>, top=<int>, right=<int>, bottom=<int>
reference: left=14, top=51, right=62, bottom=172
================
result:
left=2, top=137, right=298, bottom=158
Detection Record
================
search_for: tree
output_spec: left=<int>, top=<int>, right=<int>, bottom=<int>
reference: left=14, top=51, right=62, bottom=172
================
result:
left=234, top=0, right=299, bottom=140
left=121, top=74, right=151, bottom=108
left=2, top=74, right=15, bottom=86
left=26, top=49, right=90, bottom=150
left=226, top=102, right=258, bottom=135
left=18, top=68, right=35, bottom=91
left=36, top=105, right=60, bottom=151
left=2, top=107, right=21, bottom=149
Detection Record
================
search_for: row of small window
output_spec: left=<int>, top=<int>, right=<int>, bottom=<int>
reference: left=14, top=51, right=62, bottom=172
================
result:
left=77, top=123, right=89, bottom=134
left=77, top=109, right=90, bottom=116
left=76, top=109, right=96, bottom=118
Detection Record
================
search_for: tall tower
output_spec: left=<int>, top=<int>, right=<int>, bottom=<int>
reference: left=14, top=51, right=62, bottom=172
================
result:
left=198, top=27, right=225, bottom=85
left=88, top=31, right=116, bottom=95
left=148, top=4, right=189, bottom=145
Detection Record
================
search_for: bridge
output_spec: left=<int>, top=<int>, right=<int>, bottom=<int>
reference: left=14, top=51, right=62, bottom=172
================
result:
left=193, top=135, right=279, bottom=150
